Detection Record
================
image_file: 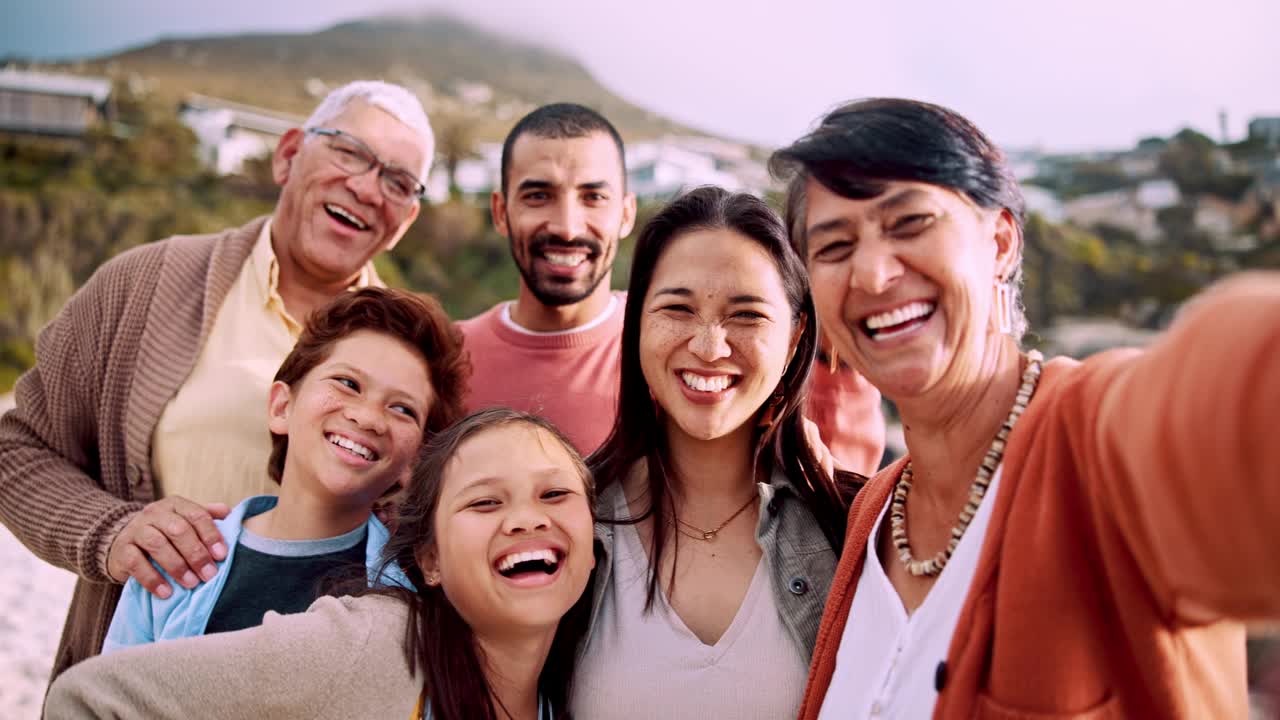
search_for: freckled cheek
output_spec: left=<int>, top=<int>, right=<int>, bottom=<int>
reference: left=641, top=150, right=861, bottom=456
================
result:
left=639, top=320, right=688, bottom=366
left=389, top=424, right=425, bottom=456
left=311, top=392, right=347, bottom=416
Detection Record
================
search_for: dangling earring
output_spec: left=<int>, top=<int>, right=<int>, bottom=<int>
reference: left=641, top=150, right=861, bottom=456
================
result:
left=994, top=278, right=1013, bottom=335
left=827, top=345, right=840, bottom=375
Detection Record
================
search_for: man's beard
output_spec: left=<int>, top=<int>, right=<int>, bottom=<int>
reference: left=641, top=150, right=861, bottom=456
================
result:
left=509, top=226, right=614, bottom=308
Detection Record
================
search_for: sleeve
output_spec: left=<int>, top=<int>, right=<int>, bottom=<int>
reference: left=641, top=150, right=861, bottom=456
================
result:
left=1087, top=271, right=1280, bottom=622
left=44, top=595, right=414, bottom=720
left=101, top=576, right=161, bottom=654
left=805, top=360, right=886, bottom=477
left=0, top=251, right=152, bottom=582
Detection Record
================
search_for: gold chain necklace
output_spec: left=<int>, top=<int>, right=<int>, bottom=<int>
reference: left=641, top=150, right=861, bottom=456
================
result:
left=890, top=350, right=1044, bottom=577
left=670, top=494, right=758, bottom=541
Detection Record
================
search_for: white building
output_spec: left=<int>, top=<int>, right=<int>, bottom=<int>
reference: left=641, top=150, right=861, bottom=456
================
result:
left=178, top=94, right=303, bottom=175
left=0, top=68, right=112, bottom=136
left=421, top=134, right=771, bottom=204
left=626, top=136, right=768, bottom=200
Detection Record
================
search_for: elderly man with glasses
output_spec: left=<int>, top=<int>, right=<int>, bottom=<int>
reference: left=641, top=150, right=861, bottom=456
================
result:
left=0, top=80, right=434, bottom=678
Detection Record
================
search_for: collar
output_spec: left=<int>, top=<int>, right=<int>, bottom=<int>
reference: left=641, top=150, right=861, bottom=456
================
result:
left=252, top=217, right=376, bottom=335
left=500, top=294, right=621, bottom=337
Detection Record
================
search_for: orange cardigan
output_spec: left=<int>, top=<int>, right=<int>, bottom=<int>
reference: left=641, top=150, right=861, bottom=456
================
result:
left=800, top=272, right=1280, bottom=719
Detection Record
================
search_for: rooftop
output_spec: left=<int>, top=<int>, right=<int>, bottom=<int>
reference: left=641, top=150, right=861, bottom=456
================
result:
left=0, top=69, right=112, bottom=105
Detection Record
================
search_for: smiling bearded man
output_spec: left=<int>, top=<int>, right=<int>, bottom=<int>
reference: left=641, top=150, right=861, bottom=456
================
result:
left=457, top=103, right=637, bottom=455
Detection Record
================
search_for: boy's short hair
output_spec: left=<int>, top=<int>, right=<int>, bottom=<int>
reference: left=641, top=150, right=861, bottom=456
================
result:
left=266, top=287, right=470, bottom=484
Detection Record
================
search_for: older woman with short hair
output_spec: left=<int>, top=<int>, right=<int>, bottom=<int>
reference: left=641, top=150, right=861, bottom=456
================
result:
left=772, top=98, right=1280, bottom=719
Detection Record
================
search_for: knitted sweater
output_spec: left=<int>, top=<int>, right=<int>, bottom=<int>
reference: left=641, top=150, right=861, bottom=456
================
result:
left=459, top=296, right=626, bottom=454
left=0, top=217, right=266, bottom=677
left=800, top=272, right=1280, bottom=719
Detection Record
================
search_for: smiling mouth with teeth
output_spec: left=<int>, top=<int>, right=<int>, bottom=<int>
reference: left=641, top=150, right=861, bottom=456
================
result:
left=541, top=251, right=589, bottom=268
left=327, top=433, right=378, bottom=461
left=324, top=203, right=369, bottom=231
left=680, top=372, right=737, bottom=393
left=496, top=549, right=561, bottom=578
left=861, top=301, right=937, bottom=341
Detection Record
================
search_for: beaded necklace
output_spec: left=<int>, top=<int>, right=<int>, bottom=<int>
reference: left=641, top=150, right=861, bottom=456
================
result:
left=890, top=350, right=1044, bottom=577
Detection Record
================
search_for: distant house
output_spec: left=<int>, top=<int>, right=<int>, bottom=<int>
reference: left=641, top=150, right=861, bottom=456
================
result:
left=0, top=68, right=112, bottom=137
left=418, top=134, right=770, bottom=204
left=627, top=142, right=741, bottom=200
left=625, top=136, right=768, bottom=200
left=1248, top=116, right=1280, bottom=147
left=178, top=94, right=304, bottom=175
left=1114, top=146, right=1162, bottom=179
left=1063, top=179, right=1181, bottom=243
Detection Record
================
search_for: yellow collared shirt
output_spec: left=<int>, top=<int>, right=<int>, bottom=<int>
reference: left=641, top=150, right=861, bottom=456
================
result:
left=150, top=218, right=378, bottom=506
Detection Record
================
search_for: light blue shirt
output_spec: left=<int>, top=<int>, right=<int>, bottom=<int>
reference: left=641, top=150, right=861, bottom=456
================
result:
left=103, top=495, right=409, bottom=653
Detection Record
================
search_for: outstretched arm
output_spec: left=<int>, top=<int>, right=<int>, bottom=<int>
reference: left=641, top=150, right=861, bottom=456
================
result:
left=45, top=595, right=419, bottom=719
left=1088, top=272, right=1280, bottom=622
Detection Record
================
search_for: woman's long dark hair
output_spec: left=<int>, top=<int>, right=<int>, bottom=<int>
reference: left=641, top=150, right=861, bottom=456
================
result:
left=587, top=186, right=861, bottom=610
left=367, top=407, right=595, bottom=720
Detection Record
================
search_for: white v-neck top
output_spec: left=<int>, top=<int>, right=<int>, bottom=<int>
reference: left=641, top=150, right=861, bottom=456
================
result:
left=817, top=466, right=1004, bottom=720
left=571, top=493, right=809, bottom=719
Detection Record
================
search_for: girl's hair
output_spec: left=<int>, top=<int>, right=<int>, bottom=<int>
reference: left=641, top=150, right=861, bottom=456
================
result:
left=770, top=97, right=1028, bottom=339
left=370, top=407, right=595, bottom=720
left=267, top=286, right=470, bottom=484
left=587, top=185, right=861, bottom=610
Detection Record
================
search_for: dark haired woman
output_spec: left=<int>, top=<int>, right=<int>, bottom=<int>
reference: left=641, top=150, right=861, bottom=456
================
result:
left=772, top=98, right=1280, bottom=718
left=571, top=187, right=863, bottom=719
left=46, top=408, right=597, bottom=720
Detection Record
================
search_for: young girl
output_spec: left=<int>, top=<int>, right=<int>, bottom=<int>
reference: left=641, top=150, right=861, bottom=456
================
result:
left=46, top=408, right=597, bottom=720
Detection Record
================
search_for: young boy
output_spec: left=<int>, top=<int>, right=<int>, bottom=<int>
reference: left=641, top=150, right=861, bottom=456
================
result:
left=103, top=287, right=468, bottom=650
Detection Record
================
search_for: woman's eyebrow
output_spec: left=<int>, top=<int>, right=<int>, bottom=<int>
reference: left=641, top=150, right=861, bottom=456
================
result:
left=652, top=287, right=692, bottom=299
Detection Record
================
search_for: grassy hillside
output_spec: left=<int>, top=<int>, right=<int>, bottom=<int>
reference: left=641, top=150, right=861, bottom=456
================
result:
left=58, top=14, right=696, bottom=142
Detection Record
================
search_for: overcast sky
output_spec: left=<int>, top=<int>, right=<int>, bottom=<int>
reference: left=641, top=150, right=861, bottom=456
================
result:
left=5, top=0, right=1278, bottom=151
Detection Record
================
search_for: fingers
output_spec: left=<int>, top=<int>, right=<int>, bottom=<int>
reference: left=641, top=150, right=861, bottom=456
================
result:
left=164, top=498, right=225, bottom=577
left=803, top=417, right=836, bottom=479
left=105, top=496, right=229, bottom=599
left=111, top=542, right=172, bottom=600
left=135, top=523, right=204, bottom=590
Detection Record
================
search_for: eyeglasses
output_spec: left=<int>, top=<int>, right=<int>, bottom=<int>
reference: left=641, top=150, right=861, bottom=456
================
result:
left=305, top=127, right=426, bottom=206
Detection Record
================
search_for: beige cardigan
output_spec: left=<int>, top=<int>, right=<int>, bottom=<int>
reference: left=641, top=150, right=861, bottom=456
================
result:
left=44, top=594, right=421, bottom=719
left=0, top=217, right=266, bottom=676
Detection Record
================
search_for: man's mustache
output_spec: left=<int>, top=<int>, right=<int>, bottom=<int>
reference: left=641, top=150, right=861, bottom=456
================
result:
left=529, top=234, right=603, bottom=258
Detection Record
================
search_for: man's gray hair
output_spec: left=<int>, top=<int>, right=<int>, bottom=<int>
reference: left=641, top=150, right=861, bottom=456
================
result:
left=304, top=81, right=435, bottom=179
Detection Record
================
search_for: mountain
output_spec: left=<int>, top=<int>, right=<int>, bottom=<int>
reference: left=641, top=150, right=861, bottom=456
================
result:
left=50, top=13, right=701, bottom=143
